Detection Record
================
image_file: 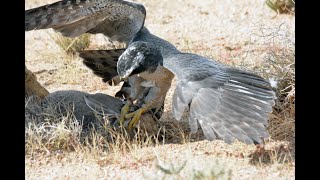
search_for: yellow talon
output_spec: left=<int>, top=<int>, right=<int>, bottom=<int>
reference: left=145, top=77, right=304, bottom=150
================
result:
left=119, top=101, right=131, bottom=125
left=128, top=107, right=147, bottom=130
left=124, top=111, right=136, bottom=119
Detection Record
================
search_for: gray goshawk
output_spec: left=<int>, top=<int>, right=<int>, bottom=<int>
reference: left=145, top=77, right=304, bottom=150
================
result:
left=25, top=0, right=276, bottom=144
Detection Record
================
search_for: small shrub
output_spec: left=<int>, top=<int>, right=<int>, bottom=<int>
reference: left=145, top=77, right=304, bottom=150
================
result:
left=251, top=23, right=295, bottom=143
left=265, top=0, right=295, bottom=14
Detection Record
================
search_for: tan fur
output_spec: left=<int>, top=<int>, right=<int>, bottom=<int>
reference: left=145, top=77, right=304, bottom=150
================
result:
left=25, top=66, right=49, bottom=99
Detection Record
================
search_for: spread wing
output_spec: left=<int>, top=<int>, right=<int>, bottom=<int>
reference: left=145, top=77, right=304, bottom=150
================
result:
left=165, top=53, right=276, bottom=144
left=79, top=49, right=125, bottom=85
left=25, top=0, right=146, bottom=44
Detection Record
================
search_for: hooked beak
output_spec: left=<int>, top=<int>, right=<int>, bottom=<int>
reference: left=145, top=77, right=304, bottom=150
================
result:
left=118, top=66, right=136, bottom=81
left=119, top=76, right=129, bottom=81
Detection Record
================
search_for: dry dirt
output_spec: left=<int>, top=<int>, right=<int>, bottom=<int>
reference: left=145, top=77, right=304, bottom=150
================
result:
left=25, top=0, right=295, bottom=179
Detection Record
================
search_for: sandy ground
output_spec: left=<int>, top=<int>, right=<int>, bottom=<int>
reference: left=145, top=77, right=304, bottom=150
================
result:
left=25, top=0, right=295, bottom=179
left=26, top=140, right=294, bottom=179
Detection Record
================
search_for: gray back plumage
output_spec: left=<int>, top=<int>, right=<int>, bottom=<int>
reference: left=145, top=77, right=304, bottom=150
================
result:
left=132, top=27, right=180, bottom=57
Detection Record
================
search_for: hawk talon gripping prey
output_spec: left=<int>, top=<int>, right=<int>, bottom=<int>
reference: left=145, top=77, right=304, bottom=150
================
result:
left=25, top=0, right=276, bottom=144
left=119, top=100, right=131, bottom=125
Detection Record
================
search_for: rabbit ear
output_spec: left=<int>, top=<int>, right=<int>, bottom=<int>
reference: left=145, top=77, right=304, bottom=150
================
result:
left=83, top=93, right=125, bottom=116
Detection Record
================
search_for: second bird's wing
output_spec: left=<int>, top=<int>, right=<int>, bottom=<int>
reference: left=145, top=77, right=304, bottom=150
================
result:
left=79, top=49, right=125, bottom=85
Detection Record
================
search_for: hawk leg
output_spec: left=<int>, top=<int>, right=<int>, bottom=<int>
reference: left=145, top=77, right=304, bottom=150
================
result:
left=127, top=106, right=148, bottom=130
left=124, top=101, right=154, bottom=130
left=119, top=101, right=132, bottom=125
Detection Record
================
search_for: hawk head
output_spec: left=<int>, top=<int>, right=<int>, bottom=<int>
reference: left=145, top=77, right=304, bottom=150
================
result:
left=117, top=41, right=163, bottom=79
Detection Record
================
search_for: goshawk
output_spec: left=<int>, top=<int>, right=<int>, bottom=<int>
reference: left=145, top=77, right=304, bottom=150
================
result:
left=25, top=0, right=276, bottom=144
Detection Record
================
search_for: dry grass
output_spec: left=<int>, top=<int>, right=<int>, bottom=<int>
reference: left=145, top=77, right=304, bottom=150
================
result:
left=25, top=94, right=190, bottom=159
left=25, top=96, right=83, bottom=156
left=247, top=22, right=295, bottom=144
left=25, top=96, right=160, bottom=158
left=25, top=0, right=295, bottom=179
left=50, top=33, right=91, bottom=55
left=25, top=94, right=294, bottom=179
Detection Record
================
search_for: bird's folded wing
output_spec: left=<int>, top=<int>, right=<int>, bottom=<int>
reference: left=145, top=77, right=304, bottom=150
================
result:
left=79, top=49, right=125, bottom=85
left=25, top=0, right=146, bottom=43
left=165, top=53, right=276, bottom=144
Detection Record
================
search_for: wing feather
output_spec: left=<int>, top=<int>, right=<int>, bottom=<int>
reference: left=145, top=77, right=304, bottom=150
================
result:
left=25, top=0, right=146, bottom=43
left=166, top=53, right=276, bottom=144
left=79, top=49, right=125, bottom=85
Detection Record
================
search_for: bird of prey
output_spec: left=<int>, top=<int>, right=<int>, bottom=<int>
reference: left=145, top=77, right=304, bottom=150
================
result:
left=25, top=0, right=276, bottom=144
